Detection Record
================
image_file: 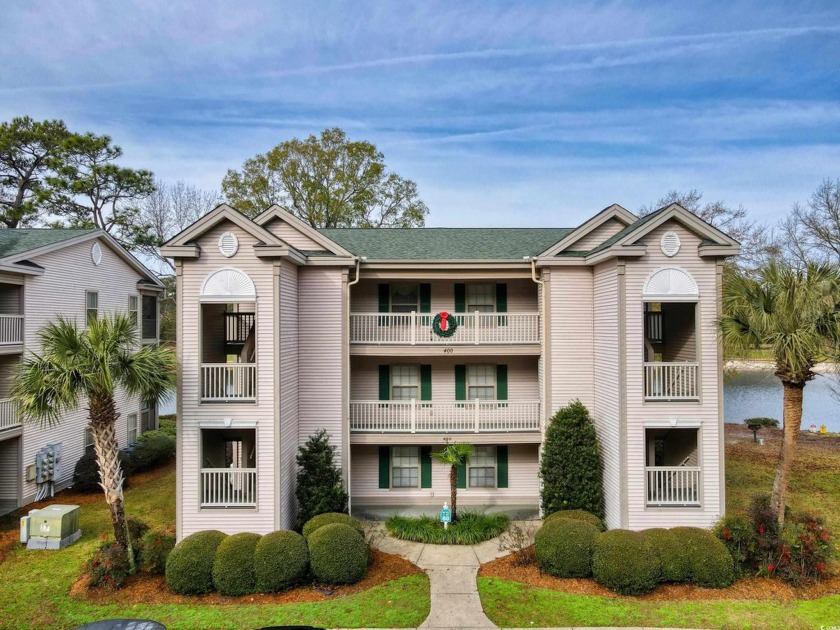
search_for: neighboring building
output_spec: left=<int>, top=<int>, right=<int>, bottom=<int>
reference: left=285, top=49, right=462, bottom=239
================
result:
left=162, top=202, right=739, bottom=538
left=0, top=229, right=163, bottom=514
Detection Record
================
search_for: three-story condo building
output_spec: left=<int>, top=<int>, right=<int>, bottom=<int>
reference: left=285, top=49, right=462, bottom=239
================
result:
left=162, top=202, right=738, bottom=539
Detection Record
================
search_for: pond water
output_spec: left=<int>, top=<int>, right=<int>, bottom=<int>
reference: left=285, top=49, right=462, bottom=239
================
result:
left=724, top=368, right=840, bottom=432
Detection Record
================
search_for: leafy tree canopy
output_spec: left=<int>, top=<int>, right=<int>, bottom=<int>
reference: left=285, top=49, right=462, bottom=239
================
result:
left=222, top=127, right=428, bottom=227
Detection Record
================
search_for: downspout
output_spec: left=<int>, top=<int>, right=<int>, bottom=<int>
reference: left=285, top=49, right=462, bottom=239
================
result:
left=345, top=256, right=364, bottom=515
left=528, top=256, right=546, bottom=518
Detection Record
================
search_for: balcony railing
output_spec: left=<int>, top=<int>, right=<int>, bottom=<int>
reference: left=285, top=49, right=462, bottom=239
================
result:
left=350, top=399, right=541, bottom=433
left=646, top=466, right=701, bottom=506
left=643, top=362, right=699, bottom=400
left=0, top=399, right=20, bottom=432
left=350, top=312, right=540, bottom=345
left=200, top=468, right=257, bottom=507
left=0, top=315, right=23, bottom=345
left=200, top=363, right=257, bottom=402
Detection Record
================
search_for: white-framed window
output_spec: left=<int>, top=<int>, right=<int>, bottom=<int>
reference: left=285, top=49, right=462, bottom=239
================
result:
left=391, top=364, right=420, bottom=400
left=127, top=413, right=138, bottom=444
left=84, top=427, right=95, bottom=454
left=141, top=294, right=158, bottom=339
left=391, top=446, right=420, bottom=488
left=466, top=283, right=495, bottom=312
left=390, top=284, right=419, bottom=313
left=128, top=295, right=139, bottom=328
left=468, top=365, right=496, bottom=400
left=469, top=445, right=497, bottom=488
left=86, top=291, right=99, bottom=323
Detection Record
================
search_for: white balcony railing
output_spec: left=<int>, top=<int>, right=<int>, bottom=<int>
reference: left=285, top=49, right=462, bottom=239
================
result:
left=646, top=466, right=701, bottom=506
left=643, top=362, right=699, bottom=400
left=0, top=399, right=20, bottom=432
left=200, top=468, right=257, bottom=507
left=0, top=315, right=23, bottom=345
left=350, top=399, right=541, bottom=433
left=200, top=363, right=256, bottom=402
left=350, top=312, right=540, bottom=345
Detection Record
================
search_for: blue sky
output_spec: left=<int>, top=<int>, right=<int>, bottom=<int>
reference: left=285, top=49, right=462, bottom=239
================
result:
left=3, top=1, right=840, bottom=228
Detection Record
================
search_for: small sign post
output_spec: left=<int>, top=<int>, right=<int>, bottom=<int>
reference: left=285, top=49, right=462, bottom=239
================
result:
left=440, top=502, right=452, bottom=530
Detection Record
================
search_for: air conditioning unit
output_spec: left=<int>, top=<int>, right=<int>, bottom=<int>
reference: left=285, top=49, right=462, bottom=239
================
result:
left=22, top=504, right=82, bottom=550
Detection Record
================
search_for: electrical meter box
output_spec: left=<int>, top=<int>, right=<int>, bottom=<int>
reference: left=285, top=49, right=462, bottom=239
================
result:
left=24, top=504, right=82, bottom=550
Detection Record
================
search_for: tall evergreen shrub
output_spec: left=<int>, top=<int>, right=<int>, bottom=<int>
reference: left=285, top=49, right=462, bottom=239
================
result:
left=295, top=429, right=349, bottom=529
left=540, top=400, right=604, bottom=519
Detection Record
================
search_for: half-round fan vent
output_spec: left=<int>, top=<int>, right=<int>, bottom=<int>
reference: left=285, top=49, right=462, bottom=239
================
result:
left=660, top=231, right=681, bottom=257
left=201, top=268, right=256, bottom=301
left=643, top=267, right=698, bottom=300
left=91, top=242, right=103, bottom=266
left=218, top=231, right=239, bottom=258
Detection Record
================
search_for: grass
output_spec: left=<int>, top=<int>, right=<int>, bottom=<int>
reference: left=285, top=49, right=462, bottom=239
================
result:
left=386, top=511, right=509, bottom=545
left=0, top=466, right=430, bottom=630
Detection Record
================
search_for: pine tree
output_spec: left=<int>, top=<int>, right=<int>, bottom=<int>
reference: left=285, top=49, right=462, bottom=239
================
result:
left=295, top=429, right=348, bottom=528
left=540, top=400, right=604, bottom=519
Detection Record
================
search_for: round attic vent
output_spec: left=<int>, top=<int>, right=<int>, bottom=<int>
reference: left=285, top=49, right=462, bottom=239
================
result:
left=91, top=242, right=102, bottom=266
left=660, top=231, right=681, bottom=257
left=218, top=231, right=239, bottom=258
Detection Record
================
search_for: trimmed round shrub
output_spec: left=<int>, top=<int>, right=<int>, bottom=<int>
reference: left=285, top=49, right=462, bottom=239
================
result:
left=544, top=509, right=605, bottom=531
left=141, top=529, right=176, bottom=574
left=535, top=517, right=599, bottom=578
left=642, top=528, right=691, bottom=583
left=254, top=530, right=310, bottom=593
left=129, top=432, right=176, bottom=472
left=89, top=542, right=131, bottom=589
left=302, top=512, right=364, bottom=539
left=308, top=523, right=368, bottom=584
left=166, top=530, right=227, bottom=595
left=672, top=527, right=734, bottom=588
left=213, top=532, right=262, bottom=596
left=592, top=530, right=661, bottom=595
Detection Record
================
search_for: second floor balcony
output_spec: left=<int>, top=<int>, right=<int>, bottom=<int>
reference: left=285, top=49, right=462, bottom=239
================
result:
left=0, top=315, right=23, bottom=346
left=350, top=312, right=540, bottom=346
left=350, top=399, right=541, bottom=433
left=0, top=399, right=20, bottom=433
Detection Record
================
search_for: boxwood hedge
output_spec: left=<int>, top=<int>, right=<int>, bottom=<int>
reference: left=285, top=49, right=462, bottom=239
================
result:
left=535, top=517, right=599, bottom=578
left=543, top=509, right=605, bottom=532
left=212, top=532, right=262, bottom=596
left=308, top=523, right=368, bottom=584
left=592, top=529, right=661, bottom=595
left=302, top=512, right=364, bottom=539
left=166, top=530, right=227, bottom=595
left=254, top=530, right=310, bottom=593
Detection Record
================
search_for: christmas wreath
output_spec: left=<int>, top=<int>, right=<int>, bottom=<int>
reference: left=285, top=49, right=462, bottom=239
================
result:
left=432, top=311, right=458, bottom=338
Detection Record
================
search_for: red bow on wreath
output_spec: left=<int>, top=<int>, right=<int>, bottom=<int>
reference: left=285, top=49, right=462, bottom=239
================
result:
left=432, top=311, right=458, bottom=338
left=439, top=311, right=450, bottom=331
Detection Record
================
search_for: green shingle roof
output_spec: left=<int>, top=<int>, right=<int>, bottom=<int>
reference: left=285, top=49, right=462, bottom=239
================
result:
left=0, top=228, right=97, bottom=259
left=318, top=227, right=575, bottom=260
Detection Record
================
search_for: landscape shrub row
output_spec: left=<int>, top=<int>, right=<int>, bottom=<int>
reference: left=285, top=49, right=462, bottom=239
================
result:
left=88, top=520, right=176, bottom=589
left=534, top=510, right=735, bottom=595
left=165, top=512, right=368, bottom=596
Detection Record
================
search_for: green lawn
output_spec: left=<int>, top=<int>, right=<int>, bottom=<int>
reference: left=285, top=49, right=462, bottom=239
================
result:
left=0, top=467, right=430, bottom=630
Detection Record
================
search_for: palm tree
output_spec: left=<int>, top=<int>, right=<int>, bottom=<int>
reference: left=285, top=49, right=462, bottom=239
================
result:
left=12, top=313, right=176, bottom=564
left=719, top=261, right=840, bottom=525
left=431, top=441, right=474, bottom=521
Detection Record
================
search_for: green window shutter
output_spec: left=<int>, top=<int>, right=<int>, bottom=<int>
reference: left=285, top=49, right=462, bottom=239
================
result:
left=379, top=365, right=390, bottom=401
left=420, top=445, right=432, bottom=488
left=379, top=446, right=390, bottom=489
left=496, top=283, right=508, bottom=325
left=420, top=364, right=432, bottom=401
left=496, top=365, right=508, bottom=401
left=419, top=283, right=431, bottom=313
left=378, top=284, right=390, bottom=313
left=454, top=283, right=466, bottom=312
left=457, top=461, right=467, bottom=489
left=455, top=364, right=467, bottom=401
left=497, top=445, right=508, bottom=488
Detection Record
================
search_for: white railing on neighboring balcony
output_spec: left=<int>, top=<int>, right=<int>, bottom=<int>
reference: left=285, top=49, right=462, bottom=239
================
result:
left=349, top=312, right=540, bottom=345
left=646, top=466, right=701, bottom=506
left=200, top=468, right=257, bottom=507
left=350, top=399, right=541, bottom=433
left=200, top=364, right=257, bottom=402
left=644, top=362, right=699, bottom=400
left=0, top=315, right=23, bottom=345
left=0, top=399, right=20, bottom=432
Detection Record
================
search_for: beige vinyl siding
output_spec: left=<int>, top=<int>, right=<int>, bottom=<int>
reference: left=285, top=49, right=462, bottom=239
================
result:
left=567, top=218, right=627, bottom=251
left=592, top=260, right=623, bottom=529
left=265, top=219, right=325, bottom=251
left=19, top=237, right=146, bottom=504
left=0, top=356, right=19, bottom=397
left=178, top=222, right=277, bottom=537
left=298, top=267, right=345, bottom=461
left=549, top=267, right=594, bottom=412
left=624, top=221, right=723, bottom=528
left=0, top=436, right=20, bottom=509
left=278, top=261, right=299, bottom=529
left=350, top=279, right=538, bottom=313
left=350, top=443, right=539, bottom=506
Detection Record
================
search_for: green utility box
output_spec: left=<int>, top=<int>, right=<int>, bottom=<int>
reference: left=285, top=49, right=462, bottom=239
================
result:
left=23, top=504, right=82, bottom=550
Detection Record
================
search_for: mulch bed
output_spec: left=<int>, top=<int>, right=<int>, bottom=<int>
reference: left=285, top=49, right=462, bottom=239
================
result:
left=479, top=552, right=840, bottom=601
left=71, top=549, right=422, bottom=605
